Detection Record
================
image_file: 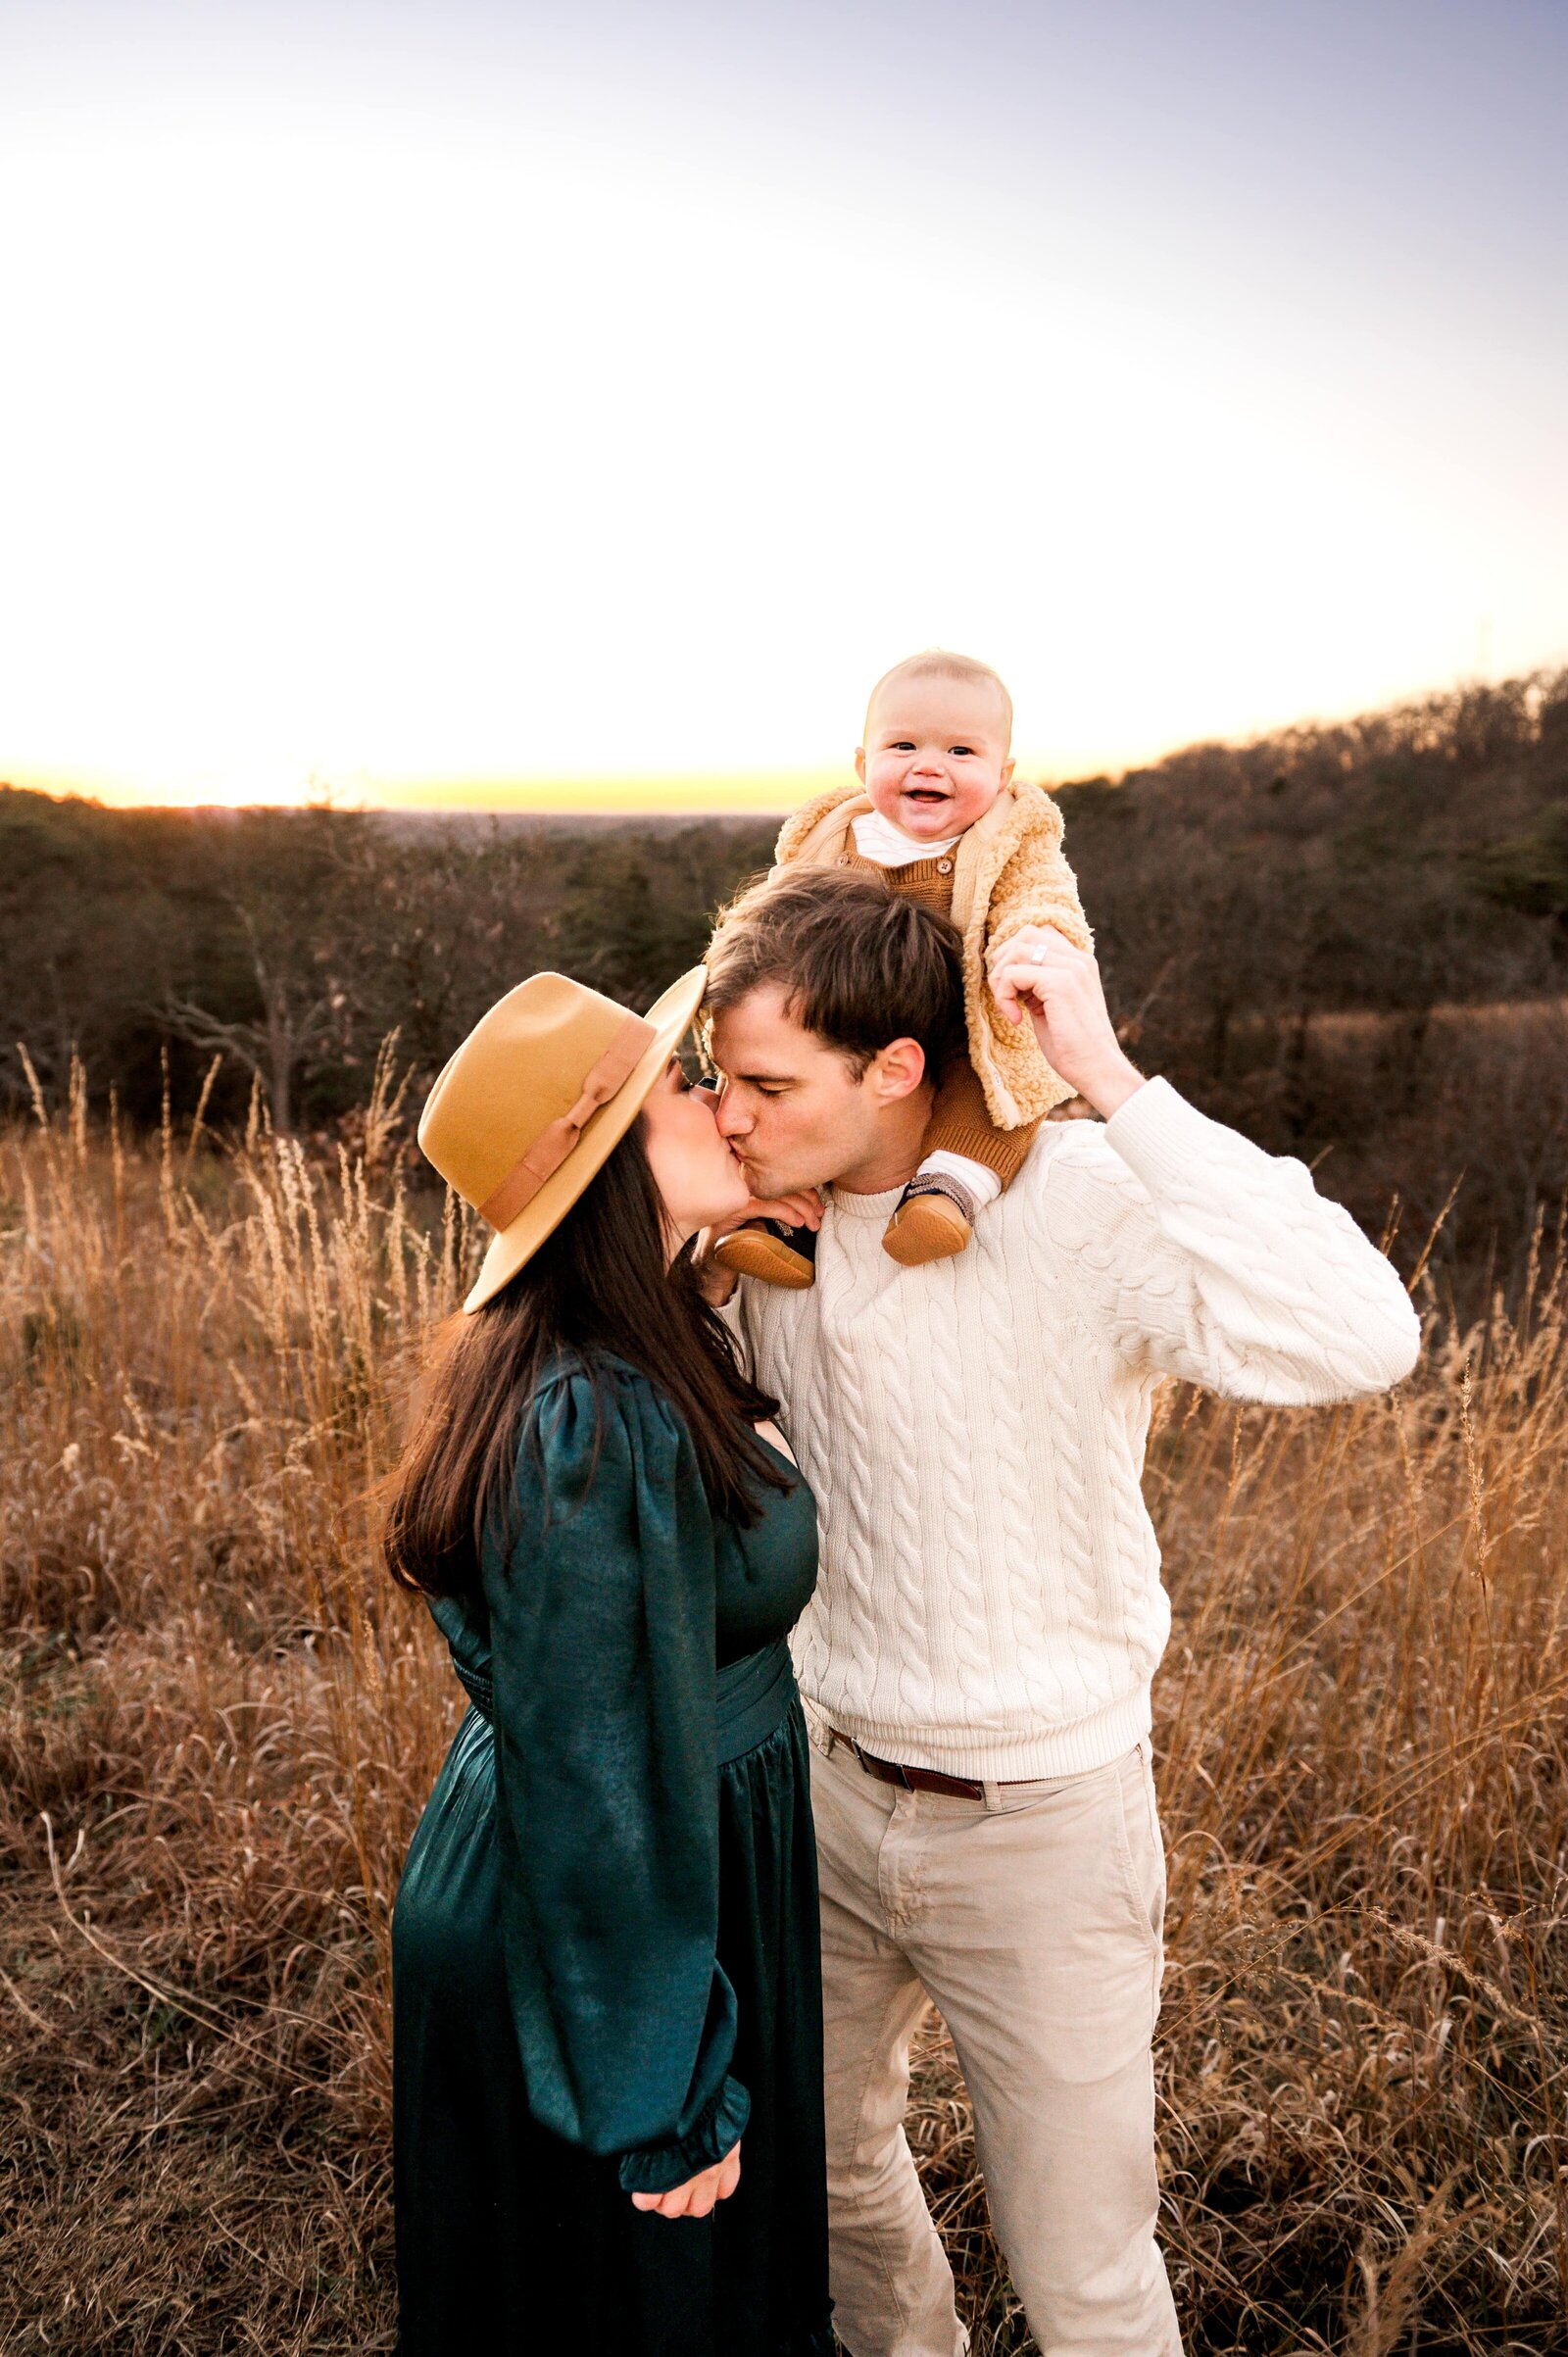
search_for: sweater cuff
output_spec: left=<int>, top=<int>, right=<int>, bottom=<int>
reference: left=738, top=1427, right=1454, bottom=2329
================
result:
left=1102, top=1075, right=1224, bottom=1197
left=616, top=2073, right=751, bottom=2196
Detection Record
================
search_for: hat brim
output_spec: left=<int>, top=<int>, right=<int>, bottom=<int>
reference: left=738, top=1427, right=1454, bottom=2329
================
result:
left=462, top=963, right=709, bottom=1313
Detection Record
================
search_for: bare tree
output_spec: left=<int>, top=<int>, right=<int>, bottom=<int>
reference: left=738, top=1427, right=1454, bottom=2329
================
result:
left=166, top=903, right=346, bottom=1135
left=160, top=807, right=367, bottom=1134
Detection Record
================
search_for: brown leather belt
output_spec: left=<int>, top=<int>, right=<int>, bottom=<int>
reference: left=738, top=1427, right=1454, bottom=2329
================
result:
left=831, top=1731, right=1025, bottom=1801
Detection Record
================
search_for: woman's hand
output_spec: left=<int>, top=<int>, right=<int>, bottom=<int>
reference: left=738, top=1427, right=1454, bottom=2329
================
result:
left=694, top=1191, right=824, bottom=1305
left=732, top=1188, right=824, bottom=1234
left=629, top=2140, right=742, bottom=2219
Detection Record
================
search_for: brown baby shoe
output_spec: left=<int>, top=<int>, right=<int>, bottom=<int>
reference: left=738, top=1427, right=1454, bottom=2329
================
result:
left=882, top=1173, right=977, bottom=1267
left=710, top=1218, right=817, bottom=1289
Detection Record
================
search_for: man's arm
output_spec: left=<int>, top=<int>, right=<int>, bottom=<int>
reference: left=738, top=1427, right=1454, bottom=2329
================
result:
left=991, top=930, right=1421, bottom=1403
left=1051, top=1083, right=1420, bottom=1401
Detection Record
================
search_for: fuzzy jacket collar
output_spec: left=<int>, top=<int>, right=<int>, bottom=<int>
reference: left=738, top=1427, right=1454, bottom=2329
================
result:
left=773, top=779, right=1058, bottom=935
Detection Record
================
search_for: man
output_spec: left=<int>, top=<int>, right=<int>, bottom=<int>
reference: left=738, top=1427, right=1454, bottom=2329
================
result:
left=701, top=870, right=1420, bottom=2357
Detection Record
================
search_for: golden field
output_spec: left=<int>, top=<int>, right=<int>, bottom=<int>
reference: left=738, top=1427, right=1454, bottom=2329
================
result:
left=4, top=1073, right=1567, bottom=2354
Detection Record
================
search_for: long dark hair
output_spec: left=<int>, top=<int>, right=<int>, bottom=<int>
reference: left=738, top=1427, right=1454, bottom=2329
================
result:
left=383, top=1113, right=790, bottom=1597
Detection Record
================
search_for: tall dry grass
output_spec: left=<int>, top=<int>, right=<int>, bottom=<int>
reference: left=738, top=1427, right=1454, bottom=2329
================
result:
left=4, top=1075, right=1568, bottom=2354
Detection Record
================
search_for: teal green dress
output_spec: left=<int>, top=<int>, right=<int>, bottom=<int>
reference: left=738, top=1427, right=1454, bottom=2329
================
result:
left=391, top=1358, right=833, bottom=2356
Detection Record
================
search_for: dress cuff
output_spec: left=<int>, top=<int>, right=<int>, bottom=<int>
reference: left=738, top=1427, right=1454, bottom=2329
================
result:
left=616, top=2074, right=751, bottom=2195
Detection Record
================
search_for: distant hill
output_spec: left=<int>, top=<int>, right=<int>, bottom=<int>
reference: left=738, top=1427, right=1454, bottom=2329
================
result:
left=4, top=667, right=1566, bottom=1276
left=1055, top=667, right=1568, bottom=1021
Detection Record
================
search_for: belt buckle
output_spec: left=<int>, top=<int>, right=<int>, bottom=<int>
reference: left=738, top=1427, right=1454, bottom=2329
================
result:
left=849, top=1735, right=908, bottom=1790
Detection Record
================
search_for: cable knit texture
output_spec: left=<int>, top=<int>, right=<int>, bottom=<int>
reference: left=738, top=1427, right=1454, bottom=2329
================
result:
left=733, top=1080, right=1421, bottom=1779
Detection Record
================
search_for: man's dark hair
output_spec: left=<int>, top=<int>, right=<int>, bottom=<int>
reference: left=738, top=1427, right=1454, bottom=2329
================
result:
left=703, top=868, right=965, bottom=1075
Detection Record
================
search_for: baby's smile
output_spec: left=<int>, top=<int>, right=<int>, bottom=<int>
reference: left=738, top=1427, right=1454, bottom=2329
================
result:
left=857, top=669, right=1014, bottom=843
left=890, top=779, right=962, bottom=838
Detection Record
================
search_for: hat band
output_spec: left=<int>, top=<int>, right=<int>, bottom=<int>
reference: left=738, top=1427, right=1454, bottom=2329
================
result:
left=476, top=1010, right=657, bottom=1233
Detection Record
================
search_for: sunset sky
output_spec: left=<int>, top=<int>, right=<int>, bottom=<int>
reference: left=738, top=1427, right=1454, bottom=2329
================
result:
left=2, top=0, right=1564, bottom=811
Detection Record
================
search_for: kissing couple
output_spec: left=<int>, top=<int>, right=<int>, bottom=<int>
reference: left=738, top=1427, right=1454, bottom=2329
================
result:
left=383, top=654, right=1419, bottom=2355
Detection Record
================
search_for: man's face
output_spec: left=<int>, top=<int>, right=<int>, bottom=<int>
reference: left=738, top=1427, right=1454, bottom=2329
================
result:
left=708, top=984, right=908, bottom=1198
left=856, top=672, right=1014, bottom=842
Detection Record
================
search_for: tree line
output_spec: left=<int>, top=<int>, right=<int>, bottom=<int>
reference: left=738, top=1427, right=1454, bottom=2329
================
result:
left=4, top=668, right=1566, bottom=1273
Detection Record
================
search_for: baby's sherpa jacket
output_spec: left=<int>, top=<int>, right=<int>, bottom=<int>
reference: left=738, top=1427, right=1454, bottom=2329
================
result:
left=771, top=782, right=1093, bottom=1128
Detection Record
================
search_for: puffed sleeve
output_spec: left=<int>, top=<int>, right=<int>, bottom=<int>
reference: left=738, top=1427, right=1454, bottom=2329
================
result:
left=481, top=1362, right=750, bottom=2193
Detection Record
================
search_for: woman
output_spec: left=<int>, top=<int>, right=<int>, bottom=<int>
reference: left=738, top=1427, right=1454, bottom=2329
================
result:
left=384, top=966, right=833, bottom=2357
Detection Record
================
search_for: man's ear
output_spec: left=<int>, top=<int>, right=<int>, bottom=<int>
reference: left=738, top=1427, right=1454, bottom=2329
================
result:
left=854, top=746, right=867, bottom=784
left=867, top=1037, right=927, bottom=1104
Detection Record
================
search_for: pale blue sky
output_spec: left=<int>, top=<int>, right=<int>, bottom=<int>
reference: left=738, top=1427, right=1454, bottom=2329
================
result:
left=2, top=0, right=1563, bottom=803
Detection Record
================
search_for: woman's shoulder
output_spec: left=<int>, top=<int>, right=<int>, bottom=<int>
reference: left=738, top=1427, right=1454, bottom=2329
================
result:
left=529, top=1350, right=679, bottom=1412
left=522, top=1352, right=691, bottom=1469
left=499, top=1354, right=710, bottom=1560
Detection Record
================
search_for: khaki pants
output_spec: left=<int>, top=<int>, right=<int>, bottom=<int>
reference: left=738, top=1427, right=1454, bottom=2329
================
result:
left=807, top=1712, right=1183, bottom=2357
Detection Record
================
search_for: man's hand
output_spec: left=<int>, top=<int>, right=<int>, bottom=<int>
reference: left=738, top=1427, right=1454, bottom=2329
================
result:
left=987, top=927, right=1145, bottom=1120
left=629, top=2140, right=742, bottom=2219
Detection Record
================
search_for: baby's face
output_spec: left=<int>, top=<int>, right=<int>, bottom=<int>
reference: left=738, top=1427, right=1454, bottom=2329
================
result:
left=856, top=674, right=1014, bottom=841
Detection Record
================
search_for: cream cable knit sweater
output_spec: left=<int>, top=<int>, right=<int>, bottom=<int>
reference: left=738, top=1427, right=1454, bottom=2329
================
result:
left=733, top=1079, right=1421, bottom=1780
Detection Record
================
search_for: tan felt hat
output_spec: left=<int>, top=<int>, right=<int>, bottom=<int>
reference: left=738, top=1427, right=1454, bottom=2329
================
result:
left=417, top=964, right=708, bottom=1313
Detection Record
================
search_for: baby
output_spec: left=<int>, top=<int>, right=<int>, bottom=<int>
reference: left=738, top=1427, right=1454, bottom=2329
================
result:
left=712, top=649, right=1092, bottom=1287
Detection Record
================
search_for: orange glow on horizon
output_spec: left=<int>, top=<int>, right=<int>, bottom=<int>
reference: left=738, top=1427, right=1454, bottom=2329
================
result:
left=0, top=764, right=848, bottom=818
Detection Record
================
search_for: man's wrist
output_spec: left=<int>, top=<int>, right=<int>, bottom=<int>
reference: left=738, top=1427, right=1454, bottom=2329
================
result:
left=1076, top=1053, right=1146, bottom=1121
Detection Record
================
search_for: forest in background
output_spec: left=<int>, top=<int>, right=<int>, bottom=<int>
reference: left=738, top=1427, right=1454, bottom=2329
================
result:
left=4, top=667, right=1567, bottom=1278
